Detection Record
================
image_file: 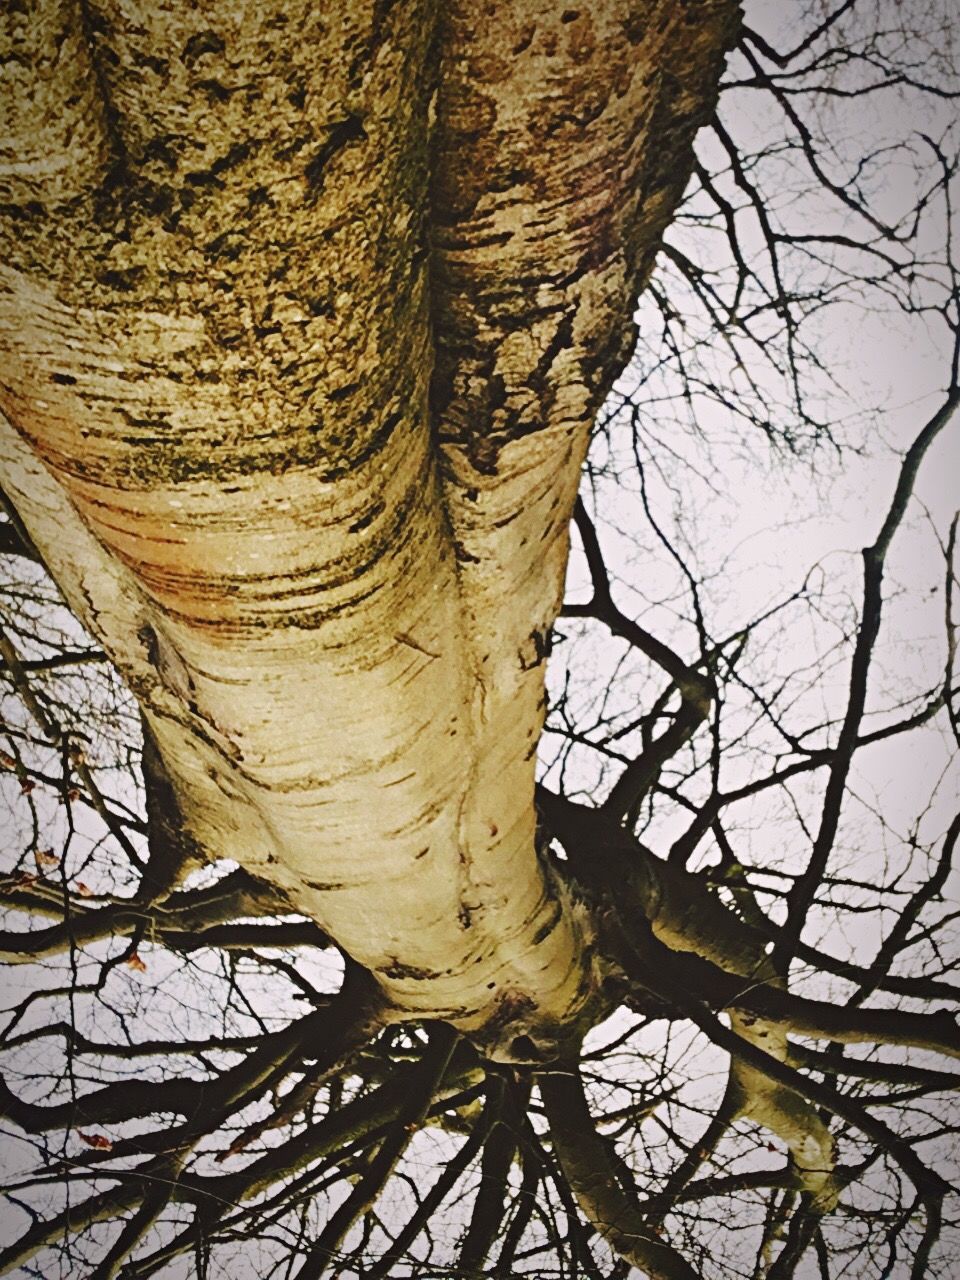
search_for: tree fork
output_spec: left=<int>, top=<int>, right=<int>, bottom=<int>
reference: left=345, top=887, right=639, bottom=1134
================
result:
left=0, top=0, right=740, bottom=1051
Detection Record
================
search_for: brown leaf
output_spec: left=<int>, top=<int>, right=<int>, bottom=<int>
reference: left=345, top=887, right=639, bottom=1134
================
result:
left=73, top=880, right=93, bottom=897
left=34, top=849, right=59, bottom=870
left=19, top=778, right=35, bottom=795
left=78, top=1131, right=113, bottom=1150
left=0, top=751, right=16, bottom=770
left=125, top=951, right=148, bottom=973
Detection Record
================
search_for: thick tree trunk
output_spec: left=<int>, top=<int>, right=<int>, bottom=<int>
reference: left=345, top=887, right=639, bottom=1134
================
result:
left=0, top=0, right=738, bottom=1052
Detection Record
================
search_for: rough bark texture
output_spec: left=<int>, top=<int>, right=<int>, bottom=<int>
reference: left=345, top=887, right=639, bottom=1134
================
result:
left=0, top=0, right=738, bottom=1051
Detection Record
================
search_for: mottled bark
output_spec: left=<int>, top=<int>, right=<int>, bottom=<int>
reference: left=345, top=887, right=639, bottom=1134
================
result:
left=0, top=0, right=738, bottom=1049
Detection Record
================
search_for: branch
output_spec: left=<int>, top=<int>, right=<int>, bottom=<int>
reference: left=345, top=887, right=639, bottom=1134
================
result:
left=544, top=788, right=960, bottom=1022
left=85, top=1155, right=186, bottom=1280
left=540, top=1065, right=700, bottom=1280
left=366, top=1087, right=497, bottom=1280
left=112, top=1057, right=485, bottom=1279
left=0, top=1175, right=142, bottom=1275
left=291, top=1023, right=458, bottom=1280
left=776, top=386, right=960, bottom=969
left=493, top=1117, right=544, bottom=1278
left=0, top=867, right=326, bottom=965
left=739, top=1, right=859, bottom=69
left=630, top=936, right=960, bottom=1060
left=667, top=682, right=958, bottom=868
left=458, top=1071, right=529, bottom=1276
left=566, top=497, right=714, bottom=822
left=0, top=625, right=145, bottom=870
left=0, top=988, right=378, bottom=1138
left=649, top=984, right=951, bottom=1206
left=854, top=810, right=960, bottom=1003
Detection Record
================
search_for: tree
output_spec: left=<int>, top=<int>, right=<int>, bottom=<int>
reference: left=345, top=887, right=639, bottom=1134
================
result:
left=0, top=1, right=958, bottom=1277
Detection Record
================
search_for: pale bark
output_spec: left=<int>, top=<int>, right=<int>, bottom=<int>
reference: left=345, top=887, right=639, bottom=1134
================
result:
left=541, top=1066, right=702, bottom=1280
left=0, top=0, right=738, bottom=1047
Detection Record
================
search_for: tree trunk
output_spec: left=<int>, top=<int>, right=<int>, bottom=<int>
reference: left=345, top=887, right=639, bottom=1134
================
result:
left=0, top=0, right=738, bottom=1053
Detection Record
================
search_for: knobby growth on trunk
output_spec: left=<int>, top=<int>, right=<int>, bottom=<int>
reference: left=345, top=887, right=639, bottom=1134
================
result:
left=1, top=1, right=958, bottom=1277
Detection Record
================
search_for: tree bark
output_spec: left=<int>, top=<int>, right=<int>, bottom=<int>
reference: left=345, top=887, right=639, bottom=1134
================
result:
left=0, top=0, right=738, bottom=1049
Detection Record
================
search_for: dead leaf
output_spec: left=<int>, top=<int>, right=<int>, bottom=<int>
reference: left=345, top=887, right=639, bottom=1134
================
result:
left=19, top=779, right=35, bottom=795
left=125, top=951, right=147, bottom=973
left=78, top=1131, right=113, bottom=1150
left=34, top=849, right=59, bottom=870
left=0, top=751, right=16, bottom=770
left=74, top=881, right=93, bottom=897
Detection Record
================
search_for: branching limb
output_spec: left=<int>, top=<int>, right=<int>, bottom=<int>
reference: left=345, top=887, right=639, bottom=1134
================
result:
left=0, top=624, right=144, bottom=868
left=458, top=1070, right=529, bottom=1276
left=0, top=863, right=324, bottom=966
left=646, top=1074, right=741, bottom=1230
left=565, top=497, right=714, bottom=823
left=540, top=1064, right=700, bottom=1280
left=366, top=1083, right=497, bottom=1280
left=543, top=791, right=960, bottom=1037
left=292, top=1022, right=458, bottom=1280
left=659, top=986, right=950, bottom=1208
left=494, top=1115, right=545, bottom=1278
left=111, top=1055, right=485, bottom=1279
left=85, top=1155, right=186, bottom=1280
left=775, top=385, right=960, bottom=971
